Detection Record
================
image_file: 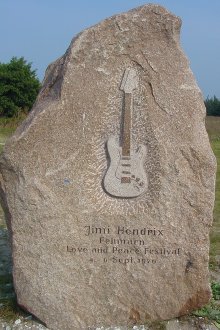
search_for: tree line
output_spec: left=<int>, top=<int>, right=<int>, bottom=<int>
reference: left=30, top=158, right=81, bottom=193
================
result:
left=0, top=57, right=220, bottom=118
left=204, top=96, right=220, bottom=116
left=0, top=57, right=40, bottom=117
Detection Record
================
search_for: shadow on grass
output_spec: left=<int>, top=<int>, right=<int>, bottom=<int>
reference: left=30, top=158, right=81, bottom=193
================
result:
left=0, top=226, right=17, bottom=320
left=0, top=227, right=32, bottom=321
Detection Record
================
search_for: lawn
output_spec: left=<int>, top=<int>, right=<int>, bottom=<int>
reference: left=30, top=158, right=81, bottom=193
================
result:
left=0, top=123, right=16, bottom=227
left=212, top=140, right=220, bottom=231
left=206, top=116, right=220, bottom=266
left=0, top=127, right=14, bottom=154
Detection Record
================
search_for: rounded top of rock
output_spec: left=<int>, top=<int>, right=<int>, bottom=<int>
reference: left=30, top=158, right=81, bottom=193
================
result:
left=8, top=3, right=183, bottom=140
left=40, top=3, right=182, bottom=93
left=76, top=3, right=182, bottom=42
left=108, top=3, right=181, bottom=23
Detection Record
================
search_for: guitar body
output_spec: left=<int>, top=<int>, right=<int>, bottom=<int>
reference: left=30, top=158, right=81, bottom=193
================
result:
left=104, top=136, right=148, bottom=198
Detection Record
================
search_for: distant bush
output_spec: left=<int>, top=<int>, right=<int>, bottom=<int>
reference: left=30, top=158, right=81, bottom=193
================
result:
left=205, top=96, right=220, bottom=116
left=0, top=57, right=41, bottom=118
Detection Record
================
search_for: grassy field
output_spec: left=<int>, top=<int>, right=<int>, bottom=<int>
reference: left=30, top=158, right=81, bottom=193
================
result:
left=206, top=116, right=220, bottom=141
left=206, top=116, right=220, bottom=268
left=211, top=138, right=220, bottom=261
left=0, top=127, right=14, bottom=154
left=0, top=124, right=15, bottom=226
left=0, top=115, right=27, bottom=154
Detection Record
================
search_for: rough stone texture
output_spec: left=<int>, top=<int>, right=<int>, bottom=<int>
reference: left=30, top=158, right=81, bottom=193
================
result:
left=0, top=4, right=216, bottom=330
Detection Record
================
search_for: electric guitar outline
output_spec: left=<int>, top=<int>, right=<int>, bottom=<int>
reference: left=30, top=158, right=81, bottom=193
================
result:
left=103, top=68, right=148, bottom=198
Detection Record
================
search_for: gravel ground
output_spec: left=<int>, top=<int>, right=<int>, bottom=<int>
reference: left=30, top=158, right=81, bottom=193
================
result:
left=0, top=318, right=219, bottom=330
left=0, top=317, right=47, bottom=330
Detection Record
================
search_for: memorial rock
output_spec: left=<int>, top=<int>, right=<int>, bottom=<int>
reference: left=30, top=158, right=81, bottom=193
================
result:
left=0, top=4, right=216, bottom=330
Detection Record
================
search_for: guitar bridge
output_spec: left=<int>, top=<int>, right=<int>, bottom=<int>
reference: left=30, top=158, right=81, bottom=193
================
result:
left=121, top=177, right=131, bottom=184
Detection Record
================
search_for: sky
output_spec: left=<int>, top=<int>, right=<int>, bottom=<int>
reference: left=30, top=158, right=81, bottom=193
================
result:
left=0, top=0, right=220, bottom=98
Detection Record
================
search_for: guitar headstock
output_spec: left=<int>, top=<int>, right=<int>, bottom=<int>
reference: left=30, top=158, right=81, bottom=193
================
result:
left=120, top=68, right=138, bottom=94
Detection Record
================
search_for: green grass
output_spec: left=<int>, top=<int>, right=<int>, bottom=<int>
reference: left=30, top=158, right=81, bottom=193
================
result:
left=206, top=116, right=220, bottom=141
left=212, top=282, right=220, bottom=300
left=0, top=120, right=16, bottom=227
left=0, top=127, right=14, bottom=154
left=207, top=117, right=220, bottom=267
left=0, top=114, right=27, bottom=153
left=192, top=282, right=220, bottom=327
left=194, top=117, right=220, bottom=328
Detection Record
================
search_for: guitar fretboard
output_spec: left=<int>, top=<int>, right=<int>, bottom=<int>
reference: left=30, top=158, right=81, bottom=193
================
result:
left=122, top=93, right=132, bottom=156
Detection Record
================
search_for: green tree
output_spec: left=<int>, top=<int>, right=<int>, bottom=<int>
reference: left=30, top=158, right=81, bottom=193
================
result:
left=0, top=57, right=41, bottom=117
left=205, top=96, right=220, bottom=116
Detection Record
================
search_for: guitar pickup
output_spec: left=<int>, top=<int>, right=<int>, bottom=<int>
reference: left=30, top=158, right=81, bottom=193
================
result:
left=122, top=164, right=131, bottom=167
left=122, top=171, right=131, bottom=174
left=121, top=177, right=131, bottom=184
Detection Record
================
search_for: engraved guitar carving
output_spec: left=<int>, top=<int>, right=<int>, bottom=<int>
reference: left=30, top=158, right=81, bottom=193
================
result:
left=103, top=68, right=148, bottom=198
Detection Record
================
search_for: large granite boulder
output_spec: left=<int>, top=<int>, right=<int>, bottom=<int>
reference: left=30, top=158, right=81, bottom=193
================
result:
left=0, top=4, right=216, bottom=330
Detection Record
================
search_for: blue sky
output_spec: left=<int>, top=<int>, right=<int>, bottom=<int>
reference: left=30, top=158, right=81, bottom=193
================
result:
left=0, top=0, right=220, bottom=98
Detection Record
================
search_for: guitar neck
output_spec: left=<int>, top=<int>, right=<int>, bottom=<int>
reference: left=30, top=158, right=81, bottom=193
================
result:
left=122, top=93, right=132, bottom=157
